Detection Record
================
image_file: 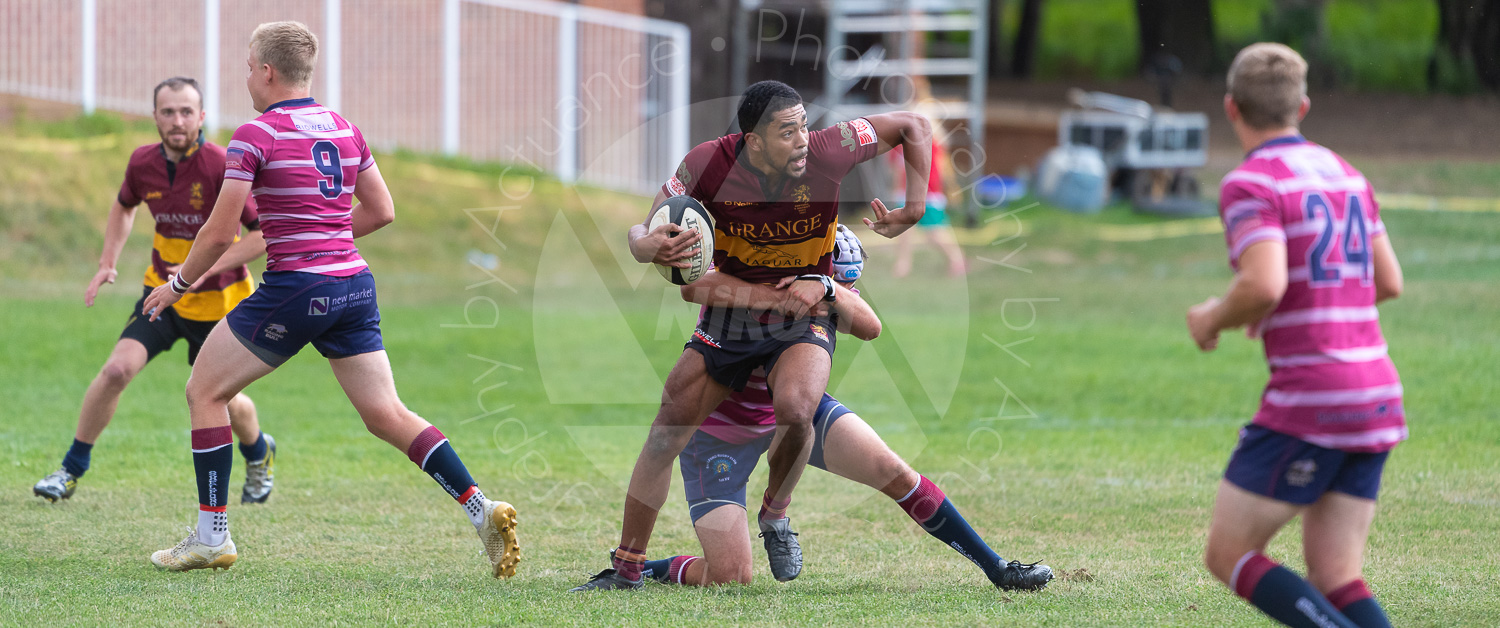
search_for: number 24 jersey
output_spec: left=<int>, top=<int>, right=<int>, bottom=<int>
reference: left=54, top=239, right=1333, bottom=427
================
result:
left=1219, top=135, right=1404, bottom=453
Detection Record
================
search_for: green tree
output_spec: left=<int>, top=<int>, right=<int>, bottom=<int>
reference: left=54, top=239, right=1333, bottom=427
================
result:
left=1430, top=0, right=1500, bottom=91
left=1262, top=0, right=1334, bottom=86
left=1011, top=0, right=1043, bottom=78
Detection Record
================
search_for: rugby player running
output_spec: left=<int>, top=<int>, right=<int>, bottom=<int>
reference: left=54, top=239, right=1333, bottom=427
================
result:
left=573, top=80, right=932, bottom=590
left=34, top=77, right=276, bottom=505
left=139, top=21, right=518, bottom=577
left=1191, top=43, right=1404, bottom=628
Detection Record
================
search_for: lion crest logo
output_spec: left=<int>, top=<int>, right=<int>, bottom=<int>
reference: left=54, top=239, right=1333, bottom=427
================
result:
left=190, top=182, right=206, bottom=210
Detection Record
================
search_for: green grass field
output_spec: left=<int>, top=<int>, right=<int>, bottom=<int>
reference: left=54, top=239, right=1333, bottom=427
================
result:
left=1, top=119, right=1497, bottom=626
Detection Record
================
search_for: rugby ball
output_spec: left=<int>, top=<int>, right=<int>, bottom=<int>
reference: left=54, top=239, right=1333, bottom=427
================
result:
left=649, top=195, right=715, bottom=285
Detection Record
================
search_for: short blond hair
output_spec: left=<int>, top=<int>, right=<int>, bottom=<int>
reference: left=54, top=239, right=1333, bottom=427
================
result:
left=250, top=21, right=318, bottom=87
left=1227, top=43, right=1307, bottom=130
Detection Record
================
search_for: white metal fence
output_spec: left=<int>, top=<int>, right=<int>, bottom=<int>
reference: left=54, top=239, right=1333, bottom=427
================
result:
left=0, top=0, right=690, bottom=195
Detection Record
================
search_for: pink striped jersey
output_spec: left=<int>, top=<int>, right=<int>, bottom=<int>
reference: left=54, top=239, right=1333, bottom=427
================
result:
left=224, top=98, right=374, bottom=276
left=697, top=286, right=775, bottom=443
left=1219, top=134, right=1405, bottom=453
left=701, top=367, right=776, bottom=444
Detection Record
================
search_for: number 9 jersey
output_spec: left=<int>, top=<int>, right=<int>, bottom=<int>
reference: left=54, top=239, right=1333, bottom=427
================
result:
left=224, top=97, right=374, bottom=277
left=1218, top=135, right=1405, bottom=453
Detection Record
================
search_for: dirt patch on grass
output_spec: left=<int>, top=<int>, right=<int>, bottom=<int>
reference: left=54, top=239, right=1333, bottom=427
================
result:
left=1056, top=567, right=1096, bottom=583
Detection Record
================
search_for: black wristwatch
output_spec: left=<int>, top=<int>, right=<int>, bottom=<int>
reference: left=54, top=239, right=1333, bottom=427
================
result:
left=797, top=274, right=837, bottom=303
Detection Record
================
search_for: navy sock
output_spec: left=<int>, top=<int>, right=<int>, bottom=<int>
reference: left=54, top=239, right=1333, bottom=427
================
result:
left=238, top=431, right=267, bottom=462
left=62, top=439, right=93, bottom=477
left=643, top=558, right=674, bottom=583
left=927, top=499, right=1007, bottom=579
left=1339, top=598, right=1391, bottom=628
left=1234, top=553, right=1359, bottom=628
left=1328, top=579, right=1392, bottom=628
left=896, top=476, right=1006, bottom=582
left=191, top=426, right=233, bottom=544
left=406, top=426, right=477, bottom=501
left=192, top=427, right=233, bottom=509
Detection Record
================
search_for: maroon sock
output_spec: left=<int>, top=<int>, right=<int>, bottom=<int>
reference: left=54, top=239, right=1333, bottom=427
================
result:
left=1328, top=579, right=1391, bottom=628
left=758, top=490, right=790, bottom=521
left=666, top=555, right=701, bottom=585
left=895, top=475, right=945, bottom=523
left=1326, top=579, right=1372, bottom=609
left=613, top=545, right=646, bottom=581
left=1232, top=552, right=1359, bottom=628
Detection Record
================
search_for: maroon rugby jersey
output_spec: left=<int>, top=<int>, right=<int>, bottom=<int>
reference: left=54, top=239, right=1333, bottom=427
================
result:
left=118, top=137, right=259, bottom=320
left=661, top=118, right=880, bottom=284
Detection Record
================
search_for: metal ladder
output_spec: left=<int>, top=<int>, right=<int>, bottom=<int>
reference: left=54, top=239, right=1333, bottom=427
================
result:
left=821, top=0, right=989, bottom=146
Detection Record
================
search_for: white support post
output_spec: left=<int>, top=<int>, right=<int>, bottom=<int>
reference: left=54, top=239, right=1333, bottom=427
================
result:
left=556, top=6, right=578, bottom=183
left=80, top=0, right=96, bottom=113
left=823, top=5, right=843, bottom=121
left=324, top=0, right=341, bottom=112
left=668, top=25, right=689, bottom=168
left=968, top=0, right=989, bottom=153
left=441, top=0, right=460, bottom=155
left=204, top=0, right=220, bottom=131
left=966, top=2, right=989, bottom=225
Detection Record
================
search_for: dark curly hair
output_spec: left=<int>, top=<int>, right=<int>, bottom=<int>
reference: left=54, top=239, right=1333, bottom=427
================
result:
left=737, top=80, right=802, bottom=135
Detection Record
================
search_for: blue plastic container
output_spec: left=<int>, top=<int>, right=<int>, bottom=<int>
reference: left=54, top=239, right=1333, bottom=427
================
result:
left=1035, top=145, right=1108, bottom=214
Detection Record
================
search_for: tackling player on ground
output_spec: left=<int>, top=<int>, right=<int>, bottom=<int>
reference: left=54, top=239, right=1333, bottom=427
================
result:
left=140, top=22, right=519, bottom=577
left=33, top=77, right=276, bottom=505
left=1189, top=43, right=1403, bottom=628
left=640, top=226, right=1052, bottom=591
left=573, top=81, right=933, bottom=590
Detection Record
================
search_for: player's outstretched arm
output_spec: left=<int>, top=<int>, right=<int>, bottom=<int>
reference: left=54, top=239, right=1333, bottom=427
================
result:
left=1371, top=234, right=1403, bottom=303
left=351, top=163, right=395, bottom=238
left=1186, top=240, right=1288, bottom=352
left=86, top=199, right=138, bottom=307
left=863, top=112, right=933, bottom=238
left=141, top=179, right=251, bottom=320
left=628, top=190, right=701, bottom=267
left=829, top=285, right=880, bottom=341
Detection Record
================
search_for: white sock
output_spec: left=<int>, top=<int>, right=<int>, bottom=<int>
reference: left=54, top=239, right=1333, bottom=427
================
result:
left=463, top=488, right=488, bottom=529
left=197, top=509, right=228, bottom=546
